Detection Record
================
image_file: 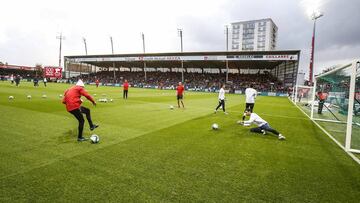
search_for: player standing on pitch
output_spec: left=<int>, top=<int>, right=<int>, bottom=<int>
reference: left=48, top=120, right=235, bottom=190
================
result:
left=242, top=84, right=257, bottom=120
left=123, top=79, right=129, bottom=99
left=176, top=82, right=185, bottom=108
left=214, top=84, right=228, bottom=114
left=239, top=109, right=285, bottom=140
left=95, top=79, right=99, bottom=88
left=62, top=79, right=99, bottom=141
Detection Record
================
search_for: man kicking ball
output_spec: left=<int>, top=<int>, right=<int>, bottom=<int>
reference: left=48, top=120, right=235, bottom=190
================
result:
left=62, top=79, right=99, bottom=141
left=239, top=109, right=285, bottom=140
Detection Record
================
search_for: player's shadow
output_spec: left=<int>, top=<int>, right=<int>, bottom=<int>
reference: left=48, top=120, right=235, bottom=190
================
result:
left=58, top=129, right=77, bottom=143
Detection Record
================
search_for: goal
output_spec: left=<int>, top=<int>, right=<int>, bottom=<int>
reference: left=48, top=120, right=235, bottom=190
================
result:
left=311, top=60, right=360, bottom=154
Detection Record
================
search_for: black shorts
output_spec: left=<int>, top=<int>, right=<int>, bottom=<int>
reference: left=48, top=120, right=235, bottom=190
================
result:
left=177, top=95, right=183, bottom=100
left=245, top=103, right=255, bottom=112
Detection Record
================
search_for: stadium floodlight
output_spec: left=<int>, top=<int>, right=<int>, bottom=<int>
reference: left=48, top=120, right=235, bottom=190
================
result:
left=177, top=28, right=184, bottom=83
left=56, top=33, right=65, bottom=68
left=225, top=25, right=229, bottom=83
left=110, top=36, right=115, bottom=80
left=311, top=11, right=323, bottom=20
left=82, top=37, right=88, bottom=55
left=141, top=32, right=147, bottom=81
left=310, top=60, right=360, bottom=155
left=308, top=11, right=323, bottom=84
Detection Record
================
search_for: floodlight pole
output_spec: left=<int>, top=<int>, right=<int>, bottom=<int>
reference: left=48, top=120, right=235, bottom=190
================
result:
left=83, top=37, right=88, bottom=55
left=142, top=32, right=147, bottom=82
left=110, top=36, right=116, bottom=81
left=309, top=12, right=323, bottom=84
left=225, top=25, right=229, bottom=83
left=178, top=29, right=184, bottom=83
left=56, top=33, right=65, bottom=69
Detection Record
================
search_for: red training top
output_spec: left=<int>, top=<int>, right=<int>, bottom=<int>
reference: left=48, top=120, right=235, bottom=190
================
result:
left=62, top=86, right=95, bottom=112
left=123, top=82, right=129, bottom=90
left=95, top=79, right=99, bottom=84
left=176, top=85, right=184, bottom=96
left=318, top=92, right=328, bottom=100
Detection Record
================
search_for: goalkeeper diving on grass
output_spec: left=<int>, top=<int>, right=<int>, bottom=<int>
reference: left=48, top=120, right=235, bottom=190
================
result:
left=238, top=109, right=285, bottom=140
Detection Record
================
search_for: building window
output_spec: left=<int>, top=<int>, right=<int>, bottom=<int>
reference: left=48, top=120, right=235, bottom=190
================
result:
left=233, top=34, right=239, bottom=39
left=259, top=21, right=266, bottom=26
left=244, top=23, right=255, bottom=29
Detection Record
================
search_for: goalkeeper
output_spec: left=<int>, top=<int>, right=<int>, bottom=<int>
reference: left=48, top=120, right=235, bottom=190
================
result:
left=239, top=109, right=285, bottom=140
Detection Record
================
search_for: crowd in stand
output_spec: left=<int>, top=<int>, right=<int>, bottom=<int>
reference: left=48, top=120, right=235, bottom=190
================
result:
left=1, top=69, right=290, bottom=93
left=73, top=71, right=288, bottom=93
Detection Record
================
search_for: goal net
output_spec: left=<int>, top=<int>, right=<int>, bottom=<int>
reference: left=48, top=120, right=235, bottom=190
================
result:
left=311, top=61, right=360, bottom=154
left=292, top=85, right=314, bottom=114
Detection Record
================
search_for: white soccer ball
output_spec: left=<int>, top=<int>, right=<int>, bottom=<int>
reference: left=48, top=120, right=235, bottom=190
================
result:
left=212, top=123, right=219, bottom=130
left=169, top=105, right=174, bottom=110
left=90, top=134, right=100, bottom=144
left=27, top=95, right=32, bottom=99
left=59, top=94, right=63, bottom=98
left=42, top=94, right=47, bottom=98
left=8, top=96, right=14, bottom=100
left=110, top=99, right=113, bottom=102
left=93, top=94, right=97, bottom=97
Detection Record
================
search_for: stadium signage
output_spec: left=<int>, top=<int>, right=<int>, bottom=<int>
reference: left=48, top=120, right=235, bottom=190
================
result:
left=227, top=54, right=298, bottom=61
left=43, top=67, right=62, bottom=78
left=71, top=54, right=298, bottom=63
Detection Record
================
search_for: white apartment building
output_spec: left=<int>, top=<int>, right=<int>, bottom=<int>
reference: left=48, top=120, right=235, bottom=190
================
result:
left=230, top=18, right=278, bottom=51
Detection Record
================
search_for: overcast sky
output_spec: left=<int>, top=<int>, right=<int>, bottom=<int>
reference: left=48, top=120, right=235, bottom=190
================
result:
left=0, top=0, right=359, bottom=78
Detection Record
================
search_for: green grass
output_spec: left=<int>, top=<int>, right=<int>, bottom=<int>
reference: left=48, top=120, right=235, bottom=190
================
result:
left=0, top=81, right=359, bottom=202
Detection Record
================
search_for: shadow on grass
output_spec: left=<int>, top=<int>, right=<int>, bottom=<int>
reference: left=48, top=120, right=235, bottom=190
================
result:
left=58, top=129, right=77, bottom=143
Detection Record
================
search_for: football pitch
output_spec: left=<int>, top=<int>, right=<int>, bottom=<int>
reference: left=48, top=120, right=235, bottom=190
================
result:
left=0, top=82, right=359, bottom=202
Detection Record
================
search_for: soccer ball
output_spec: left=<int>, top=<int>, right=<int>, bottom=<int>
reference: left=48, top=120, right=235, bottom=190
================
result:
left=169, top=105, right=174, bottom=110
left=42, top=94, right=47, bottom=98
left=93, top=94, right=97, bottom=97
left=8, top=96, right=14, bottom=100
left=59, top=94, right=63, bottom=98
left=110, top=99, right=113, bottom=102
left=212, top=123, right=219, bottom=130
left=90, top=134, right=100, bottom=144
left=27, top=95, right=32, bottom=99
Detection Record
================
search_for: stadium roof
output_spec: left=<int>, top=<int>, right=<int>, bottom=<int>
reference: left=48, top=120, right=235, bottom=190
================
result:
left=65, top=50, right=300, bottom=70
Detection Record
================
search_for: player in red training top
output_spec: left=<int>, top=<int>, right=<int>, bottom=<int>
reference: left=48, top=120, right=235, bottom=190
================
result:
left=95, top=79, right=99, bottom=88
left=62, top=79, right=98, bottom=141
left=176, top=82, right=185, bottom=108
left=123, top=80, right=129, bottom=99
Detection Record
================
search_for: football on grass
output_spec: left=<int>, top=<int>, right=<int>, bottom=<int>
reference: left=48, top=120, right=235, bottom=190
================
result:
left=212, top=123, right=219, bottom=130
left=90, top=134, right=100, bottom=144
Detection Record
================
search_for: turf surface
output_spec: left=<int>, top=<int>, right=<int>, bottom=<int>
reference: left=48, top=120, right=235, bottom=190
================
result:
left=0, top=82, right=359, bottom=202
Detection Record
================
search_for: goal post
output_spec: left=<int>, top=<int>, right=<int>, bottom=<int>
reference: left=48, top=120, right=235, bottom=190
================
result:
left=311, top=60, right=360, bottom=154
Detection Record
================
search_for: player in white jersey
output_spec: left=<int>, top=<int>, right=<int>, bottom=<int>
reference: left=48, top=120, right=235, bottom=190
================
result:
left=239, top=109, right=285, bottom=140
left=242, top=84, right=257, bottom=120
left=214, top=84, right=228, bottom=114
